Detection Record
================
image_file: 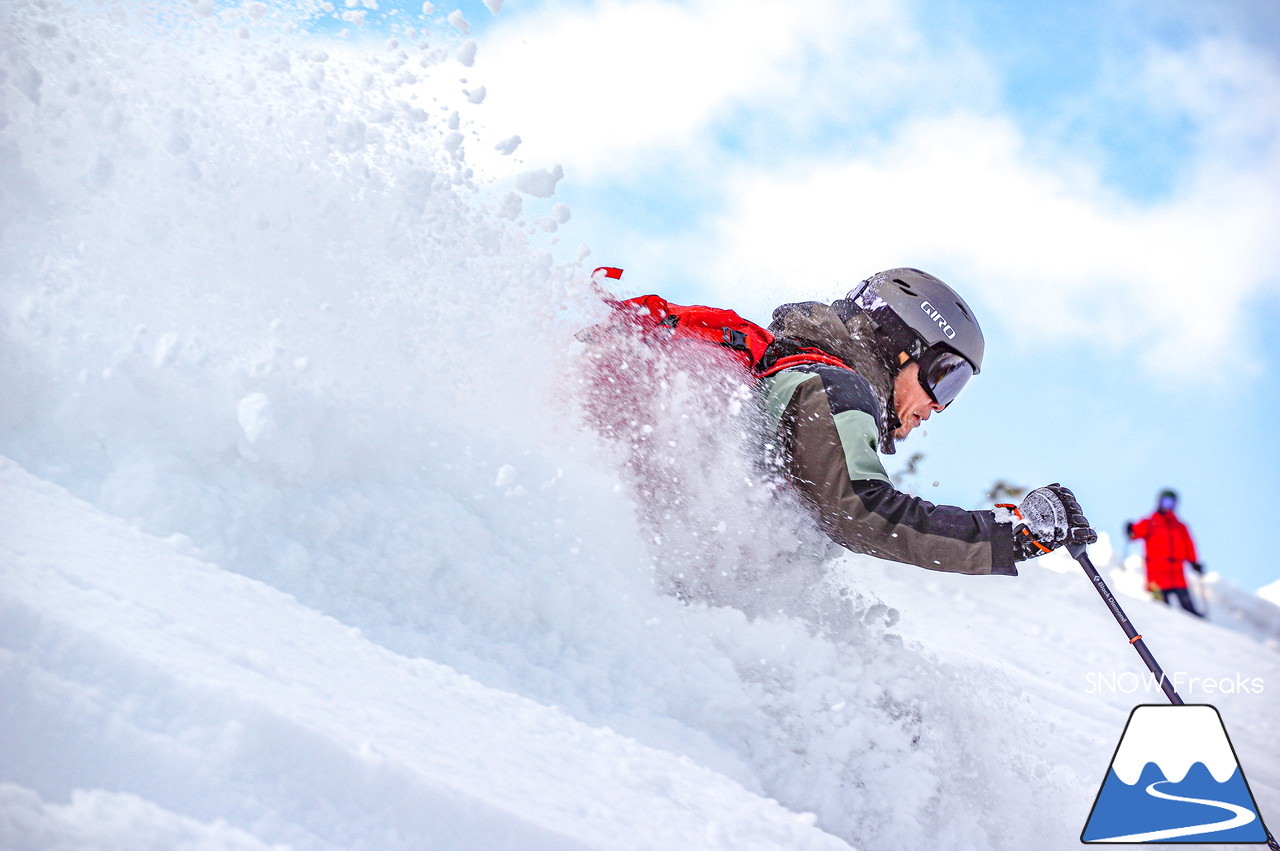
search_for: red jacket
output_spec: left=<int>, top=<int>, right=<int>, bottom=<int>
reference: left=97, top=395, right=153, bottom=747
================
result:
left=1130, top=510, right=1198, bottom=590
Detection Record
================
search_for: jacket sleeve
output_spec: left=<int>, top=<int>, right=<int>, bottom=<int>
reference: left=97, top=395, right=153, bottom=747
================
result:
left=1130, top=518, right=1151, bottom=541
left=1178, top=520, right=1199, bottom=563
left=762, top=365, right=1017, bottom=576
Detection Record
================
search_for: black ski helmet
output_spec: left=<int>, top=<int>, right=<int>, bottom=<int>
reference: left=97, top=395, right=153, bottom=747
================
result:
left=842, top=268, right=985, bottom=406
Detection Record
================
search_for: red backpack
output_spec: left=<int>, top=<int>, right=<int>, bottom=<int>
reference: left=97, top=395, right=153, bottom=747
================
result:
left=588, top=267, right=848, bottom=378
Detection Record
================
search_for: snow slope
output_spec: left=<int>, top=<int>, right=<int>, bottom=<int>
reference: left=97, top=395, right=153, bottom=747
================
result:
left=2, top=3, right=1277, bottom=849
left=0, top=457, right=845, bottom=851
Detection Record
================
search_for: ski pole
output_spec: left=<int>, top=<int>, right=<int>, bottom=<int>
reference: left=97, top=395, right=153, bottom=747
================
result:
left=1192, top=568, right=1210, bottom=618
left=1067, top=542, right=1183, bottom=705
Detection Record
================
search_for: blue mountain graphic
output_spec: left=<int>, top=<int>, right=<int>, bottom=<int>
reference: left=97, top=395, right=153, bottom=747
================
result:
left=1082, top=761, right=1267, bottom=843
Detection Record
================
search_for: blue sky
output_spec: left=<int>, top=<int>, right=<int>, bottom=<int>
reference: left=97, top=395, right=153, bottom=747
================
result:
left=301, top=0, right=1279, bottom=593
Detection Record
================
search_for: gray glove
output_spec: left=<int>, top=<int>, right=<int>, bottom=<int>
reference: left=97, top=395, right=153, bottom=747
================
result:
left=1010, top=483, right=1097, bottom=561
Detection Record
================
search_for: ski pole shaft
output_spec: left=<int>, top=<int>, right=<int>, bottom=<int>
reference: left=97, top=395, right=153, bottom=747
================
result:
left=1067, top=542, right=1183, bottom=706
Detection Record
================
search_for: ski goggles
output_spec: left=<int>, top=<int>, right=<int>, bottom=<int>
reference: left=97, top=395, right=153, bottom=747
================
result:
left=1158, top=494, right=1177, bottom=511
left=917, top=348, right=975, bottom=409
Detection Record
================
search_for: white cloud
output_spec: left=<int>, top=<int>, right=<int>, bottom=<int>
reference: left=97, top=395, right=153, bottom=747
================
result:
left=671, top=22, right=1280, bottom=381
left=1139, top=37, right=1280, bottom=162
left=468, top=0, right=970, bottom=177
left=470, top=0, right=794, bottom=173
left=698, top=104, right=1279, bottom=378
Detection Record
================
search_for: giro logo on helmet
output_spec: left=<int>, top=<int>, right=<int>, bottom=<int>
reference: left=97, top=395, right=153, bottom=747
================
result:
left=920, top=301, right=957, bottom=339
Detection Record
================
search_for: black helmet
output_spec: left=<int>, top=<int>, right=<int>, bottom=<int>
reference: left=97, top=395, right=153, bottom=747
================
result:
left=842, top=268, right=985, bottom=407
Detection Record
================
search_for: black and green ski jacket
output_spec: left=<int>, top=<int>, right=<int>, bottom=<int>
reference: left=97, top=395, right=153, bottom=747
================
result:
left=762, top=302, right=1017, bottom=577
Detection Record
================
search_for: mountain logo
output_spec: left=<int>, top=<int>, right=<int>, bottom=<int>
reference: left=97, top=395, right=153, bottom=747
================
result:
left=1082, top=704, right=1269, bottom=844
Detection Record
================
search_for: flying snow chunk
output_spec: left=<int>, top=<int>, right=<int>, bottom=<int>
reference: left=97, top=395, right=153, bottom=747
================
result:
left=455, top=39, right=477, bottom=67
left=495, top=464, right=517, bottom=488
left=495, top=135, right=521, bottom=155
left=467, top=85, right=486, bottom=104
left=515, top=165, right=564, bottom=198
left=237, top=393, right=276, bottom=444
left=421, top=1, right=434, bottom=13
left=497, top=192, right=522, bottom=220
left=484, top=0, right=504, bottom=12
left=448, top=10, right=469, bottom=34
left=153, top=333, right=180, bottom=368
left=553, top=203, right=571, bottom=224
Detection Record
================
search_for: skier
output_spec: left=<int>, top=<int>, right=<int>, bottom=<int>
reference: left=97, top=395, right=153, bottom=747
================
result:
left=756, top=268, right=1096, bottom=576
left=1126, top=489, right=1204, bottom=616
left=580, top=267, right=1097, bottom=578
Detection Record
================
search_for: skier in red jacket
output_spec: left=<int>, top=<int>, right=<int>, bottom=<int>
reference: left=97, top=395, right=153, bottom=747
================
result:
left=1127, top=489, right=1204, bottom=617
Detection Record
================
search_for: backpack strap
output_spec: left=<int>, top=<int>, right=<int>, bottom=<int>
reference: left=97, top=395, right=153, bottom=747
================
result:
left=755, top=336, right=854, bottom=377
left=757, top=350, right=852, bottom=378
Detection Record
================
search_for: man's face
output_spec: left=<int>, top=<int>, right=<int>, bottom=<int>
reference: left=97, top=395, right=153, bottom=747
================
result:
left=893, top=361, right=944, bottom=440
